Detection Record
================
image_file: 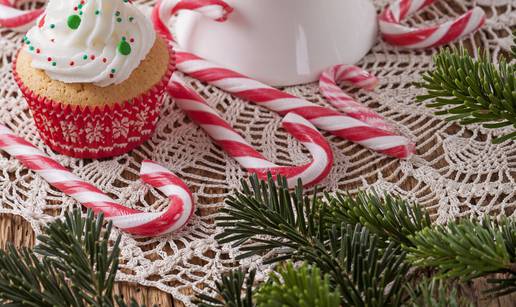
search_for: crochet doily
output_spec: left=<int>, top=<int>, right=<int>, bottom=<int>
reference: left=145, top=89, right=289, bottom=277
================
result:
left=0, top=0, right=514, bottom=305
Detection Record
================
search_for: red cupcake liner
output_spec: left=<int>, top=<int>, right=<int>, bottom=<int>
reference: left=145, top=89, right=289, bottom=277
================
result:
left=12, top=40, right=175, bottom=159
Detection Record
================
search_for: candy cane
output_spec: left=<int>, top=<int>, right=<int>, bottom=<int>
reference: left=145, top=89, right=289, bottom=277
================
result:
left=379, top=0, right=486, bottom=49
left=319, top=64, right=398, bottom=134
left=175, top=52, right=416, bottom=159
left=152, top=0, right=233, bottom=41
left=153, top=0, right=416, bottom=159
left=0, top=0, right=44, bottom=32
left=168, top=73, right=333, bottom=188
left=0, top=124, right=194, bottom=237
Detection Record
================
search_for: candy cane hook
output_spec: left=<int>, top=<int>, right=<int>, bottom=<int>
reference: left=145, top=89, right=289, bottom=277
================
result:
left=319, top=64, right=399, bottom=134
left=0, top=124, right=194, bottom=237
left=153, top=0, right=416, bottom=159
left=379, top=0, right=486, bottom=49
left=168, top=73, right=333, bottom=188
left=0, top=0, right=45, bottom=32
left=152, top=0, right=233, bottom=41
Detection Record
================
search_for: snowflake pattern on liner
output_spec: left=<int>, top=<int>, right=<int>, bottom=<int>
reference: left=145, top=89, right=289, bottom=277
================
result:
left=11, top=33, right=174, bottom=159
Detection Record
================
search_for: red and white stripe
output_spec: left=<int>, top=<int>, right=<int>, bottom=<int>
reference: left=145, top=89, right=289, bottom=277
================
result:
left=152, top=0, right=233, bottom=41
left=319, top=64, right=398, bottom=134
left=168, top=74, right=333, bottom=188
left=379, top=0, right=486, bottom=49
left=175, top=51, right=416, bottom=159
left=0, top=124, right=194, bottom=237
left=153, top=0, right=416, bottom=159
left=0, top=0, right=44, bottom=32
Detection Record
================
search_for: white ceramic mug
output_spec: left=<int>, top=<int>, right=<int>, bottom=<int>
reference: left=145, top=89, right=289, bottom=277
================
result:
left=173, top=0, right=378, bottom=86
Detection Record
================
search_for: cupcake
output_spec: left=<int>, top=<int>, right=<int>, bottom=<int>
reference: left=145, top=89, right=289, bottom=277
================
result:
left=13, top=0, right=174, bottom=159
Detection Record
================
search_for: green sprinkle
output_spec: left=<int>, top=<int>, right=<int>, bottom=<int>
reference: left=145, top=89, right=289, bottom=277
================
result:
left=79, top=11, right=83, bottom=15
left=95, top=10, right=100, bottom=15
left=29, top=46, right=35, bottom=51
left=117, top=40, right=131, bottom=56
left=111, top=68, right=116, bottom=73
left=115, top=11, right=120, bottom=16
left=116, top=17, right=122, bottom=22
left=129, top=16, right=134, bottom=22
left=83, top=54, right=88, bottom=60
left=50, top=24, right=55, bottom=29
left=52, top=62, right=57, bottom=66
left=67, top=14, right=81, bottom=30
left=78, top=3, right=83, bottom=9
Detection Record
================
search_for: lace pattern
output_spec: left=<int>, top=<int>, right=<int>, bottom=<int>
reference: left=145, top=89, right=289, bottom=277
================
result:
left=0, top=0, right=514, bottom=305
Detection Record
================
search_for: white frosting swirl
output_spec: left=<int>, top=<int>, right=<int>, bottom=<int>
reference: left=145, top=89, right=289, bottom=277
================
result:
left=25, top=0, right=155, bottom=87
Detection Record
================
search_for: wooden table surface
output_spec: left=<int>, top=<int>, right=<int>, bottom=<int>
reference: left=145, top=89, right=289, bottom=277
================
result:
left=2, top=189, right=516, bottom=307
left=1, top=2, right=515, bottom=306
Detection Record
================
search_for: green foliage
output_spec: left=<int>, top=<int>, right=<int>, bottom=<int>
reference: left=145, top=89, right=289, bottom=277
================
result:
left=417, top=47, right=516, bottom=143
left=194, top=269, right=256, bottom=307
left=327, top=191, right=432, bottom=246
left=404, top=279, right=472, bottom=307
left=216, top=175, right=410, bottom=306
left=406, top=217, right=516, bottom=296
left=216, top=175, right=330, bottom=263
left=320, top=224, right=409, bottom=306
left=255, top=263, right=340, bottom=307
left=0, top=209, right=141, bottom=307
left=512, top=31, right=516, bottom=59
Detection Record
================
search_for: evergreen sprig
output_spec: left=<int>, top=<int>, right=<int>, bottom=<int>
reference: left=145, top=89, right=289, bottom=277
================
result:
left=512, top=31, right=516, bottom=59
left=0, top=209, right=141, bottom=307
left=216, top=175, right=412, bottom=306
left=417, top=47, right=516, bottom=143
left=404, top=279, right=472, bottom=307
left=195, top=269, right=256, bottom=307
left=406, top=217, right=516, bottom=297
left=327, top=191, right=432, bottom=246
left=255, top=263, right=340, bottom=307
left=216, top=175, right=331, bottom=263
left=205, top=175, right=516, bottom=305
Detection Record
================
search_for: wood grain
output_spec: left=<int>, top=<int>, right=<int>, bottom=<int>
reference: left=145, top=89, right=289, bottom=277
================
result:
left=1, top=202, right=516, bottom=306
left=1, top=2, right=515, bottom=305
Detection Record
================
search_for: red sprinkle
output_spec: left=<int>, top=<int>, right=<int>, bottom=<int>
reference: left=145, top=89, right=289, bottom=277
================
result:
left=36, top=48, right=41, bottom=54
left=70, top=61, right=74, bottom=66
left=74, top=6, right=78, bottom=11
left=129, top=38, right=134, bottom=43
left=50, top=39, right=55, bottom=42
left=38, top=15, right=46, bottom=28
left=109, top=74, right=114, bottom=78
left=90, top=55, right=96, bottom=60
left=47, top=57, right=52, bottom=62
left=102, top=58, right=107, bottom=63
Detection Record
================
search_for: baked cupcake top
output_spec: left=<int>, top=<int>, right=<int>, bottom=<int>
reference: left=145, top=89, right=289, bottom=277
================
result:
left=24, top=0, right=155, bottom=87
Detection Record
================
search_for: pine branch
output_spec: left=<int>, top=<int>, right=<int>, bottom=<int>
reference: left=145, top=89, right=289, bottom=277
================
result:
left=320, top=224, right=409, bottom=306
left=417, top=47, right=516, bottom=144
left=404, top=279, right=473, bottom=307
left=194, top=269, right=256, bottom=307
left=0, top=245, right=83, bottom=306
left=512, top=31, right=516, bottom=59
left=0, top=209, right=142, bottom=307
left=216, top=175, right=331, bottom=263
left=327, top=191, right=432, bottom=246
left=216, top=175, right=411, bottom=306
left=406, top=217, right=516, bottom=297
left=255, top=263, right=340, bottom=307
left=35, top=210, right=121, bottom=306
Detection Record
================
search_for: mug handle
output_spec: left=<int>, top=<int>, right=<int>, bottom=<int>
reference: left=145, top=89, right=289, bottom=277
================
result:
left=152, top=0, right=234, bottom=42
